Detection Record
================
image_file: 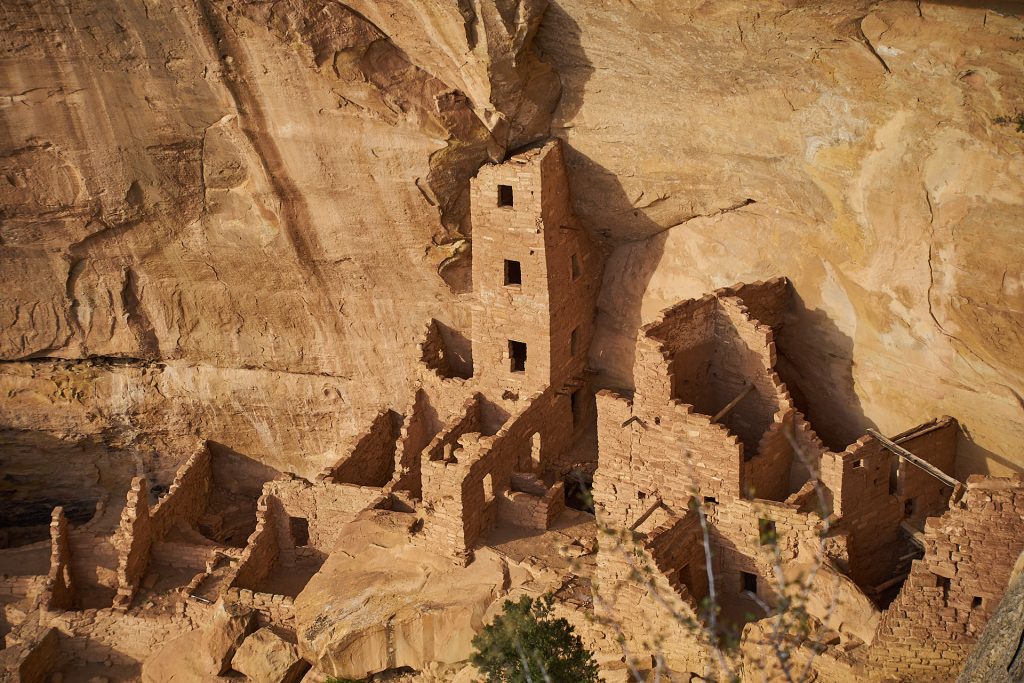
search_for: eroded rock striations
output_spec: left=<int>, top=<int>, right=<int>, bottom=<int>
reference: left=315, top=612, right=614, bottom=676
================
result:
left=1, top=1, right=1023, bottom=682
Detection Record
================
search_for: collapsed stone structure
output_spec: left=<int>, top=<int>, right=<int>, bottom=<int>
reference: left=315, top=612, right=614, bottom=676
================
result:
left=1, top=139, right=1021, bottom=682
left=593, top=280, right=1024, bottom=680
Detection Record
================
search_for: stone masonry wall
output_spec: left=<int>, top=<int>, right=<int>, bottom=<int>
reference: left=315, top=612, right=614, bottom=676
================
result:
left=229, top=494, right=280, bottom=591
left=112, top=477, right=151, bottom=610
left=149, top=443, right=212, bottom=539
left=266, top=478, right=384, bottom=552
left=869, top=476, right=1024, bottom=681
left=40, top=506, right=74, bottom=611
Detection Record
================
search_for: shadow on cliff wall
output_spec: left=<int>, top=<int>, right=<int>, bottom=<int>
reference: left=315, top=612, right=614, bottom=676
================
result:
left=775, top=292, right=874, bottom=451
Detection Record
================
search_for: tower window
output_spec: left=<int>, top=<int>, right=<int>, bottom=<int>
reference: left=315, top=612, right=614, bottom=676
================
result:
left=504, top=259, right=522, bottom=286
left=758, top=519, right=777, bottom=546
left=571, top=253, right=581, bottom=280
left=571, top=388, right=583, bottom=427
left=741, top=571, right=758, bottom=594
left=971, top=596, right=983, bottom=609
left=570, top=326, right=580, bottom=356
left=498, top=184, right=514, bottom=207
left=509, top=340, right=527, bottom=373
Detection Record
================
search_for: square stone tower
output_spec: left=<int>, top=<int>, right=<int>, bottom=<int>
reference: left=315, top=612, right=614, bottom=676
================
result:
left=469, top=139, right=598, bottom=400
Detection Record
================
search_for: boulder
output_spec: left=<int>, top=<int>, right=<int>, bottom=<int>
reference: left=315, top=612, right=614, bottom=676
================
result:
left=141, top=629, right=220, bottom=683
left=201, top=599, right=257, bottom=674
left=231, top=628, right=309, bottom=683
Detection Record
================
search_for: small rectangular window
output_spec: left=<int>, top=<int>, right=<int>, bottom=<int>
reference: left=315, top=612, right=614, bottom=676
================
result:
left=509, top=340, right=527, bottom=373
left=289, top=516, right=310, bottom=546
left=504, top=259, right=522, bottom=286
left=971, top=596, right=982, bottom=609
left=571, top=388, right=583, bottom=427
left=904, top=498, right=915, bottom=518
left=741, top=571, right=757, bottom=594
left=758, top=518, right=777, bottom=546
left=936, top=574, right=951, bottom=601
left=570, top=326, right=580, bottom=356
left=498, top=184, right=514, bottom=207
left=571, top=253, right=581, bottom=280
left=852, top=459, right=863, bottom=468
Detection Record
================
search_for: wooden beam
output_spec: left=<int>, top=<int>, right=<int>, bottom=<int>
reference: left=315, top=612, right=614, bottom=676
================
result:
left=867, top=428, right=961, bottom=489
left=712, top=383, right=755, bottom=423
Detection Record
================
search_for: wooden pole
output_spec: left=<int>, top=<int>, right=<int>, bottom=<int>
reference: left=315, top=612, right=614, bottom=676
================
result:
left=866, top=428, right=961, bottom=489
left=712, top=384, right=755, bottom=423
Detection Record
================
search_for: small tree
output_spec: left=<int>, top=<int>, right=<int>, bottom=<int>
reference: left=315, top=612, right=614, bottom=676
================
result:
left=471, top=594, right=600, bottom=682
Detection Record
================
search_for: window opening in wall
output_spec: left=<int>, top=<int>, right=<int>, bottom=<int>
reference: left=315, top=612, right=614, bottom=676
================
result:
left=888, top=456, right=900, bottom=495
left=936, top=574, right=951, bottom=602
left=571, top=253, right=581, bottom=280
left=570, top=326, right=580, bottom=356
left=972, top=596, right=983, bottom=609
left=703, top=496, right=718, bottom=505
left=504, top=259, right=522, bottom=286
left=498, top=184, right=514, bottom=207
left=904, top=498, right=915, bottom=517
left=289, top=516, right=310, bottom=547
left=852, top=459, right=864, bottom=468
left=530, top=433, right=542, bottom=471
left=509, top=340, right=527, bottom=373
left=483, top=473, right=495, bottom=503
left=741, top=571, right=758, bottom=594
left=571, top=388, right=584, bottom=428
left=758, top=518, right=777, bottom=546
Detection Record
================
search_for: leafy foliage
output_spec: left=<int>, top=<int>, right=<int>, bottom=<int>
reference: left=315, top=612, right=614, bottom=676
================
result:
left=471, top=594, right=600, bottom=682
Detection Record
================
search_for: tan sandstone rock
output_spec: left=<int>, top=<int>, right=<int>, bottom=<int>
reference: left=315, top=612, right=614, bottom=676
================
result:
left=231, top=627, right=309, bottom=683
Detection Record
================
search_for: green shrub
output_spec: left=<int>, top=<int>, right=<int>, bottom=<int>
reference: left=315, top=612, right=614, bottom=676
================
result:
left=471, top=594, right=600, bottom=682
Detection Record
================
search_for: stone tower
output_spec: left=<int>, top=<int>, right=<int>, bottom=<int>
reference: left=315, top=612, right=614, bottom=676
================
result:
left=469, top=140, right=598, bottom=402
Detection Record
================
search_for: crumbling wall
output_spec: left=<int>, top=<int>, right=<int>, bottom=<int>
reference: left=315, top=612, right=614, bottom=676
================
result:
left=266, top=478, right=384, bottom=552
left=715, top=278, right=791, bottom=332
left=594, top=513, right=713, bottom=675
left=593, top=390, right=743, bottom=529
left=0, top=625, right=60, bottom=683
left=421, top=388, right=576, bottom=561
left=112, top=477, right=152, bottom=610
left=39, top=506, right=74, bottom=611
left=869, top=476, right=1024, bottom=681
left=328, top=409, right=400, bottom=487
left=420, top=319, right=473, bottom=380
left=108, top=445, right=212, bottom=609
left=150, top=444, right=212, bottom=538
left=229, top=494, right=281, bottom=591
left=391, top=388, right=441, bottom=498
left=638, top=295, right=718, bottom=411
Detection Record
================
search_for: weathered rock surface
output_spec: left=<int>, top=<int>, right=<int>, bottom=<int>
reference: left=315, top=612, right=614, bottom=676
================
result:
left=203, top=598, right=258, bottom=674
left=1, top=2, right=1021, bottom=485
left=294, top=514, right=524, bottom=680
left=231, top=627, right=310, bottom=683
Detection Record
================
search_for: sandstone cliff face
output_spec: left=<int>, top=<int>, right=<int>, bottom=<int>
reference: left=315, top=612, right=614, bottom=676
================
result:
left=1, top=1, right=1022, bottom=476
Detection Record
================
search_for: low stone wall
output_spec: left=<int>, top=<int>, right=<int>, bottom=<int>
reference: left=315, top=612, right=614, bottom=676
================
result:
left=224, top=586, right=295, bottom=629
left=0, top=625, right=60, bottom=683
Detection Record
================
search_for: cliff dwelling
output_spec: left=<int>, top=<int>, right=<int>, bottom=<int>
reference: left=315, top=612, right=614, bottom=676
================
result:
left=2, top=2, right=1023, bottom=682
